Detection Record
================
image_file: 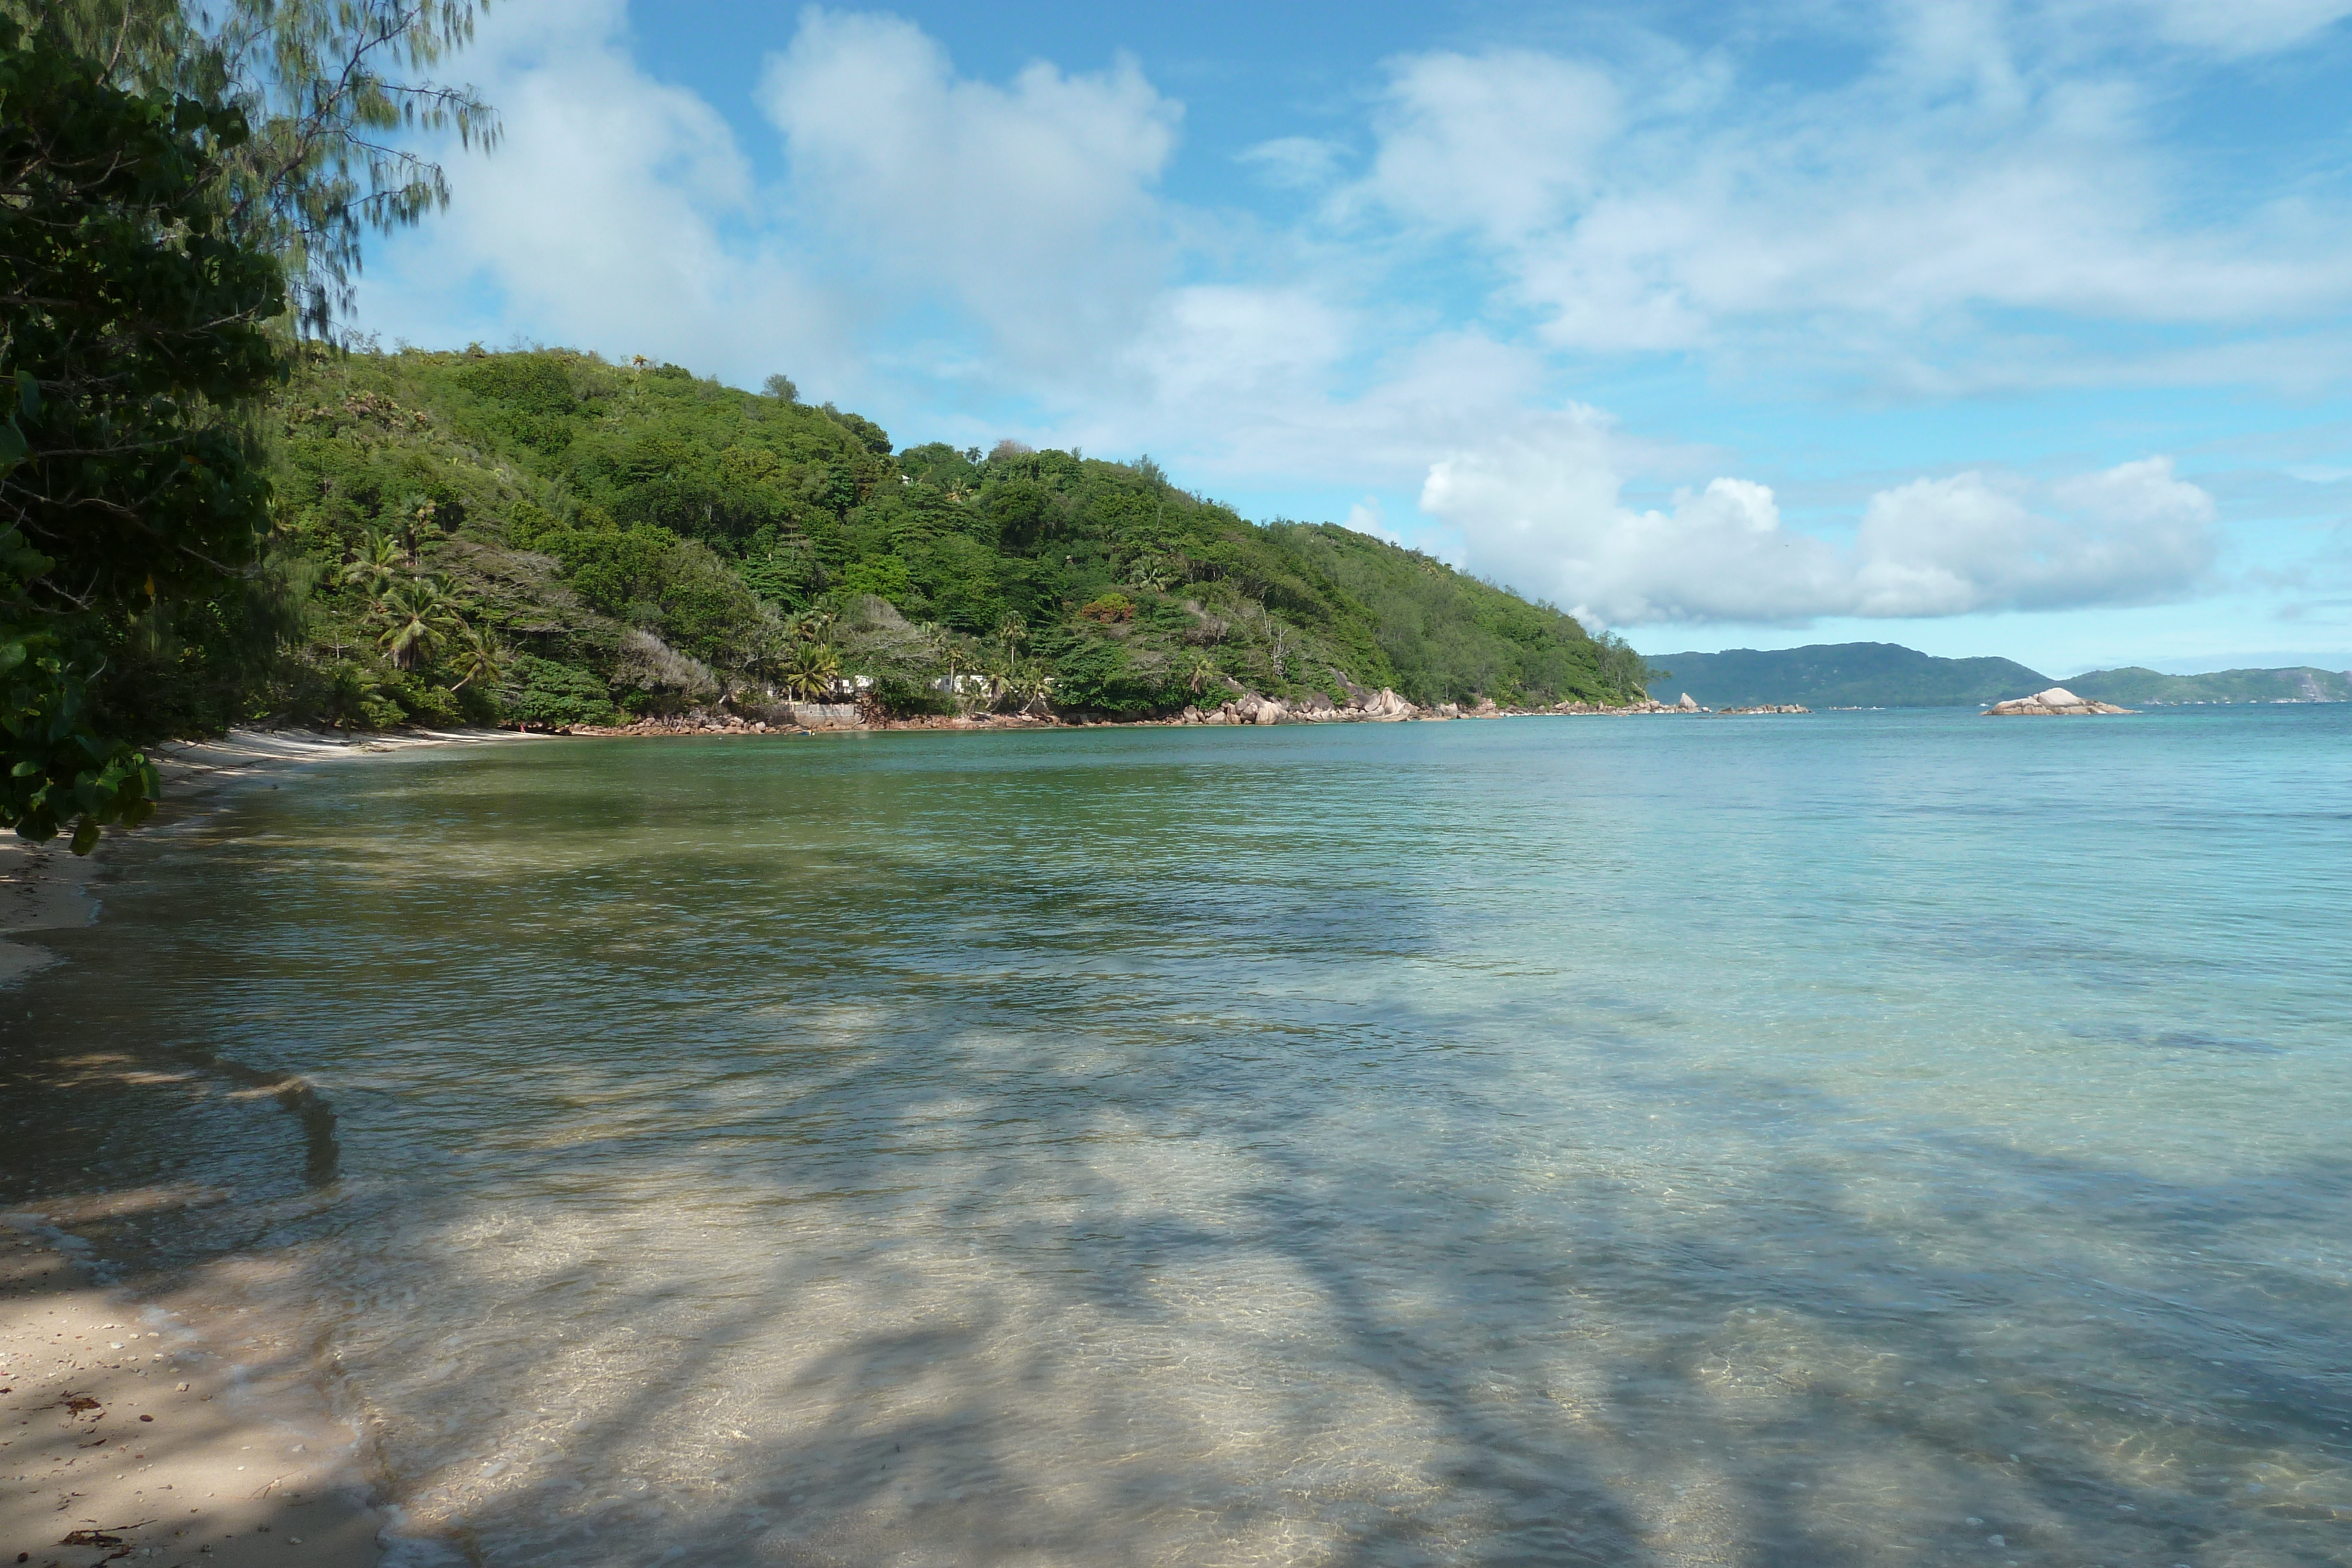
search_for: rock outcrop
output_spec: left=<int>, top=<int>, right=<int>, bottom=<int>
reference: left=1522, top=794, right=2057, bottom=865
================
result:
left=1983, top=686, right=2134, bottom=716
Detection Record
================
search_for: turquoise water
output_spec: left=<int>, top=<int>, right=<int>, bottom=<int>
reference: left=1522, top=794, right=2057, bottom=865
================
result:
left=8, top=709, right=2351, bottom=1565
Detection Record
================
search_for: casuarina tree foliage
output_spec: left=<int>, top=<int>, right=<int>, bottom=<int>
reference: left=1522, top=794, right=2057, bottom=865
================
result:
left=11, top=0, right=498, bottom=335
left=0, top=12, right=284, bottom=848
left=1, top=0, right=498, bottom=850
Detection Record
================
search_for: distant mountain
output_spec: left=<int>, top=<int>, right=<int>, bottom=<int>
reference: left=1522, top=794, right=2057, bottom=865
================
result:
left=2064, top=666, right=2352, bottom=704
left=1643, top=642, right=2049, bottom=708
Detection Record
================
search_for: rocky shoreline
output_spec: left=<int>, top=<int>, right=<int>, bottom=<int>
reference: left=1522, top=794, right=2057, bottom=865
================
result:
left=567, top=687, right=1812, bottom=738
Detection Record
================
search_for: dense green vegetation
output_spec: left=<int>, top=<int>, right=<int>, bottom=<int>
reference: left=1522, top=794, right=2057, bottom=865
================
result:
left=1645, top=643, right=2050, bottom=708
left=2065, top=666, right=2352, bottom=705
left=231, top=346, right=1650, bottom=730
left=2, top=11, right=285, bottom=847
left=4, top=1, right=495, bottom=849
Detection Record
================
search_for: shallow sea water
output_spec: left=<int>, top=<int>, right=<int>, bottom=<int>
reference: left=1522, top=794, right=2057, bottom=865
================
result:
left=7, top=709, right=2351, bottom=1566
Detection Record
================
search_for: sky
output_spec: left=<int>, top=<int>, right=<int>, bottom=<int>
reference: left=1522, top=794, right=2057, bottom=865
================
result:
left=352, top=0, right=2352, bottom=677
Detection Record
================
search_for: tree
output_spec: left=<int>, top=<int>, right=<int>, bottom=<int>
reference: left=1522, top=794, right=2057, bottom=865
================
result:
left=14, top=0, right=500, bottom=336
left=443, top=618, right=505, bottom=691
left=761, top=373, right=797, bottom=403
left=1, top=14, right=285, bottom=848
left=779, top=641, right=839, bottom=701
left=341, top=530, right=403, bottom=593
left=396, top=492, right=439, bottom=564
left=1, top=529, right=158, bottom=851
left=372, top=576, right=457, bottom=668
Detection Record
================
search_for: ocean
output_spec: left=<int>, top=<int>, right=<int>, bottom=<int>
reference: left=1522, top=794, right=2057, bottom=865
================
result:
left=8, top=708, right=2350, bottom=1565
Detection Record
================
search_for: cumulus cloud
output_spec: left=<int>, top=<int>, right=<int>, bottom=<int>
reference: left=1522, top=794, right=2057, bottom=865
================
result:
left=1419, top=422, right=2219, bottom=626
left=758, top=9, right=1180, bottom=372
left=357, top=0, right=845, bottom=386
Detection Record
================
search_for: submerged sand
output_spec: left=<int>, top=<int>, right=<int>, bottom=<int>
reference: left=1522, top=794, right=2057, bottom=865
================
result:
left=1, top=727, right=543, bottom=1567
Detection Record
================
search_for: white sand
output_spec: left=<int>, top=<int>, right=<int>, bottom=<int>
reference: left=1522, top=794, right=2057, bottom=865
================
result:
left=0, top=1228, right=378, bottom=1567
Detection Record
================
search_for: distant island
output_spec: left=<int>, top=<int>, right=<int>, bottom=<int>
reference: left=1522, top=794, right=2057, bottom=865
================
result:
left=1646, top=641, right=2351, bottom=710
left=1643, top=643, right=2046, bottom=708
left=2062, top=666, right=2352, bottom=706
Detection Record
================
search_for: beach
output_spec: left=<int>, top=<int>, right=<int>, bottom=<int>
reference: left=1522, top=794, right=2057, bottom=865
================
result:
left=2, top=728, right=542, bottom=1568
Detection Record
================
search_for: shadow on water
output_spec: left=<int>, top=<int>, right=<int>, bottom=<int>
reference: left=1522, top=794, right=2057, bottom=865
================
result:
left=6, top=717, right=2351, bottom=1565
left=354, top=1064, right=2345, bottom=1567
left=210, top=1034, right=2351, bottom=1566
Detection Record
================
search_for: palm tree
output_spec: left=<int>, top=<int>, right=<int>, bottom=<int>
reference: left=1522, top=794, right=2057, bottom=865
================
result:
left=374, top=578, right=459, bottom=670
left=342, top=531, right=402, bottom=594
left=1188, top=654, right=1220, bottom=697
left=445, top=621, right=509, bottom=692
left=396, top=495, right=440, bottom=567
left=997, top=614, right=1028, bottom=665
left=780, top=642, right=841, bottom=700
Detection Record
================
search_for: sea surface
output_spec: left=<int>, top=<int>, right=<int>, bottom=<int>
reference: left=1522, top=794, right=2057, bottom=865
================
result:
left=6, top=708, right=2351, bottom=1566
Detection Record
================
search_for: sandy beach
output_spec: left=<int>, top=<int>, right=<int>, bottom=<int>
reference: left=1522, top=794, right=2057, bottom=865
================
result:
left=2, top=727, right=543, bottom=1567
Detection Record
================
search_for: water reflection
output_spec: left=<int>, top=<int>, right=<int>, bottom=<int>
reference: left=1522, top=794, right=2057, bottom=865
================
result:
left=7, top=712, right=2351, bottom=1565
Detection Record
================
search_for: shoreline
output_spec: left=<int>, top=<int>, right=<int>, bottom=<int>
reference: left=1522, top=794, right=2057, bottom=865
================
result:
left=566, top=687, right=1764, bottom=738
left=2, top=725, right=541, bottom=1568
left=2, top=727, right=546, bottom=984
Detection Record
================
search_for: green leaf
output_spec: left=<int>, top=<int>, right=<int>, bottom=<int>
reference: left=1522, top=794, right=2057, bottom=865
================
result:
left=14, top=370, right=38, bottom=420
left=0, top=420, right=26, bottom=470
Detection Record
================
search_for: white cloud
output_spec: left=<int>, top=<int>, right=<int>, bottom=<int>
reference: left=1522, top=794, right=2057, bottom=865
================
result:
left=1857, top=459, right=2218, bottom=614
left=1239, top=136, right=1346, bottom=189
left=1342, top=496, right=1404, bottom=545
left=2137, top=0, right=2352, bottom=52
left=1419, top=424, right=2219, bottom=626
left=1361, top=51, right=1621, bottom=240
left=757, top=9, right=1180, bottom=373
left=1348, top=30, right=2352, bottom=372
left=1119, top=285, right=1351, bottom=414
left=358, top=0, right=846, bottom=387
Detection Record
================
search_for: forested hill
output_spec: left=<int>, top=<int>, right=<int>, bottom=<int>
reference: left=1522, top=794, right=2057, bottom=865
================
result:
left=2064, top=666, right=2352, bottom=704
left=220, top=347, right=1649, bottom=731
left=1644, top=643, right=2049, bottom=708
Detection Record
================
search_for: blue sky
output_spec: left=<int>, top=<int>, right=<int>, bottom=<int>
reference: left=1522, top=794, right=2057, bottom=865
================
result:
left=354, top=0, right=2352, bottom=676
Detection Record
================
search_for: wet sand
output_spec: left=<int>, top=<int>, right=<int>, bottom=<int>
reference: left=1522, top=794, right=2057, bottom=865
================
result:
left=2, top=727, right=545, bottom=1567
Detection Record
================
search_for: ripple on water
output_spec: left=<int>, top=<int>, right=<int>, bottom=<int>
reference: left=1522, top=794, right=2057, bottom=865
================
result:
left=9, top=710, right=2352, bottom=1566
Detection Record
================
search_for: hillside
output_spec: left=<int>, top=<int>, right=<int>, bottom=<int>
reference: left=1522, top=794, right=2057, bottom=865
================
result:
left=2064, top=666, right=2352, bottom=704
left=210, top=346, right=1649, bottom=731
left=1643, top=643, right=2048, bottom=708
